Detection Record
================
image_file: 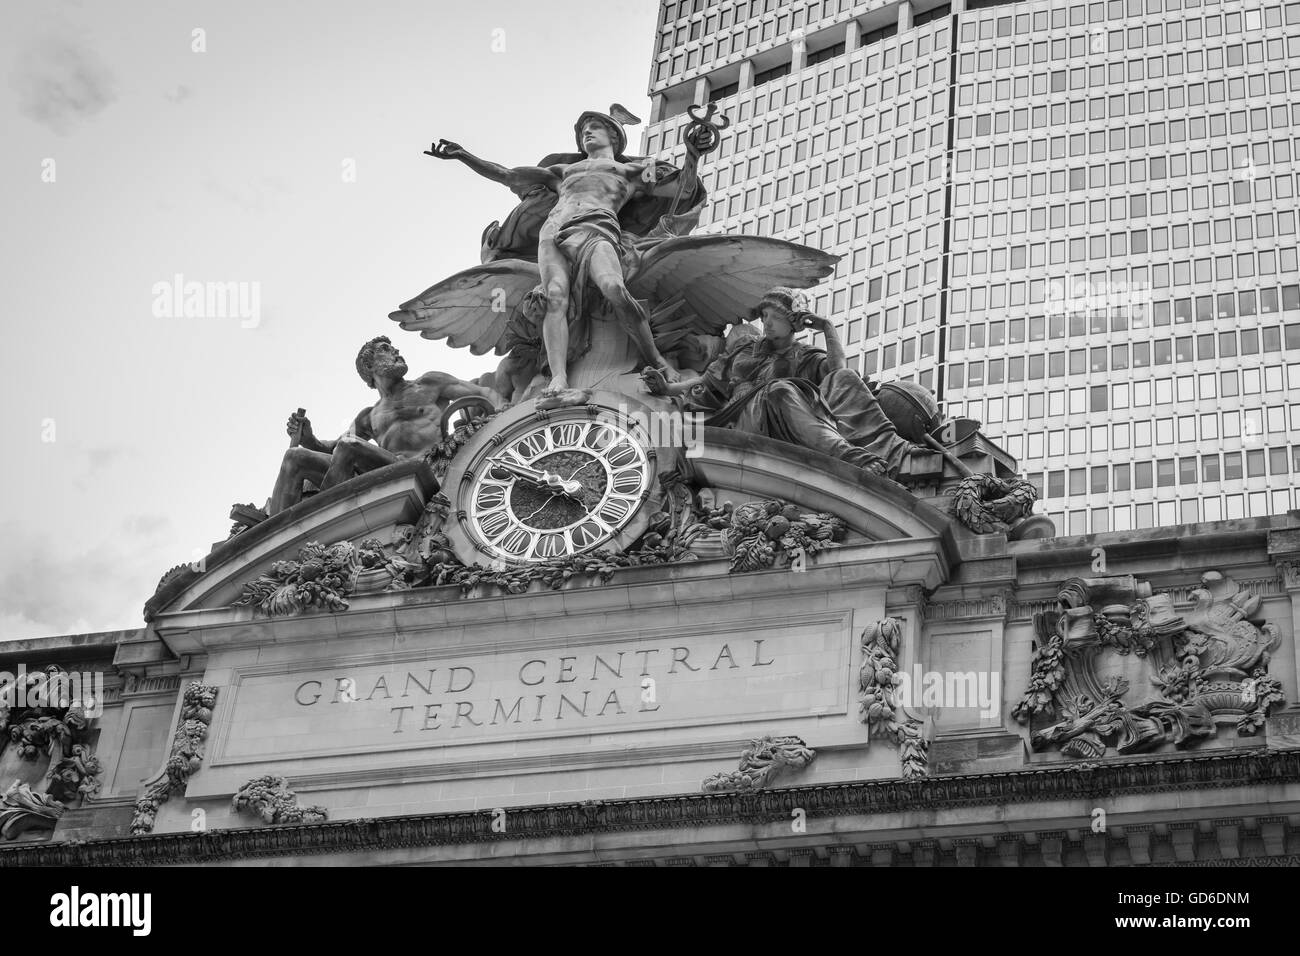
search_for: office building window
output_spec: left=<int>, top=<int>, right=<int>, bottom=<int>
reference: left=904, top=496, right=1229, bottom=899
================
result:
left=1224, top=452, right=1243, bottom=481
left=754, top=62, right=791, bottom=87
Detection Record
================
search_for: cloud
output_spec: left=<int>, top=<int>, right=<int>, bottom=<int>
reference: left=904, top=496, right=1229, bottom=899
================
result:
left=0, top=528, right=115, bottom=623
left=10, top=35, right=118, bottom=135
left=121, top=513, right=171, bottom=538
left=0, top=521, right=157, bottom=641
left=0, top=611, right=60, bottom=642
left=72, top=444, right=136, bottom=492
left=82, top=444, right=131, bottom=471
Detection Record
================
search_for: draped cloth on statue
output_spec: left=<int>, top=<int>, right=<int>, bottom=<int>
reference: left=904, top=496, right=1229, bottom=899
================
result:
left=695, top=338, right=914, bottom=474
left=491, top=159, right=706, bottom=375
left=553, top=208, right=633, bottom=362
left=482, top=153, right=705, bottom=263
left=503, top=207, right=648, bottom=375
left=483, top=185, right=555, bottom=263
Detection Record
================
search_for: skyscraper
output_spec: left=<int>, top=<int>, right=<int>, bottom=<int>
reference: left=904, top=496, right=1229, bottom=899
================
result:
left=643, top=0, right=1300, bottom=536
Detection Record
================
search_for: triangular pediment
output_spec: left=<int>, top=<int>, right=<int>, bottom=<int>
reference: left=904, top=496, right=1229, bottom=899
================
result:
left=146, top=459, right=436, bottom=620
left=146, top=419, right=971, bottom=624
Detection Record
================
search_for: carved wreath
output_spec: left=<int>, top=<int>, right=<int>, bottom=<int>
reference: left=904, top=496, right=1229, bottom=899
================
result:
left=948, top=474, right=1038, bottom=535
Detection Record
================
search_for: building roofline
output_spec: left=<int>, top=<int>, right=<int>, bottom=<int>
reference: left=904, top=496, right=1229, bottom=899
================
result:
left=0, top=629, right=138, bottom=666
left=5, top=746, right=1296, bottom=866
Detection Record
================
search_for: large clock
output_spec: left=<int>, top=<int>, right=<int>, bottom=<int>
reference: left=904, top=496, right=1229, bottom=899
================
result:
left=440, top=398, right=660, bottom=566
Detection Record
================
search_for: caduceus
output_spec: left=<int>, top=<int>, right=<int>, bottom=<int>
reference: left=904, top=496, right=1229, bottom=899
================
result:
left=669, top=102, right=731, bottom=218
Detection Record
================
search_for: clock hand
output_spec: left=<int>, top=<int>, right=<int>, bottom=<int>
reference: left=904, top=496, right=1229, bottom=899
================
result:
left=551, top=458, right=603, bottom=509
left=487, top=458, right=582, bottom=495
left=537, top=469, right=583, bottom=496
left=487, top=458, right=543, bottom=483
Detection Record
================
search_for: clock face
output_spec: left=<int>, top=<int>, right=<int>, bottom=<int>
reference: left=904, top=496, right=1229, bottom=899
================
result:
left=464, top=414, right=653, bottom=564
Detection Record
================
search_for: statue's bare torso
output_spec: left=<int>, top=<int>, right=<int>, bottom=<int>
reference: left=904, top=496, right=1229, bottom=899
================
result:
left=359, top=372, right=469, bottom=457
left=540, top=158, right=648, bottom=237
left=268, top=343, right=500, bottom=517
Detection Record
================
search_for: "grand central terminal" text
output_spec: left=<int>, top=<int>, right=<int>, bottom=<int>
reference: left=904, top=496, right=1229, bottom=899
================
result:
left=292, top=639, right=777, bottom=734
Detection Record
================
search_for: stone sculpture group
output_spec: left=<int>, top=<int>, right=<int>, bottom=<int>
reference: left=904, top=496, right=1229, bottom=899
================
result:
left=239, top=100, right=1025, bottom=531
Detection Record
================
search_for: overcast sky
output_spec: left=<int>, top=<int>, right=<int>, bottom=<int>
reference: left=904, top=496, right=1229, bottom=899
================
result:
left=0, top=0, right=660, bottom=639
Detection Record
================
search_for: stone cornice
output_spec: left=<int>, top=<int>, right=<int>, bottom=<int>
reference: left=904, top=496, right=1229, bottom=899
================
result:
left=924, top=591, right=1007, bottom=622
left=118, top=673, right=184, bottom=699
left=1009, top=575, right=1286, bottom=622
left=0, top=630, right=132, bottom=666
left=1159, top=577, right=1281, bottom=602
left=152, top=540, right=943, bottom=657
left=4, top=748, right=1298, bottom=867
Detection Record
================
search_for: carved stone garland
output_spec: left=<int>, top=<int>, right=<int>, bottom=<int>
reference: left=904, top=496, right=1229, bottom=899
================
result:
left=1014, top=571, right=1284, bottom=759
left=719, top=499, right=846, bottom=572
left=231, top=481, right=849, bottom=617
left=231, top=775, right=328, bottom=825
left=130, top=683, right=218, bottom=835
left=0, top=665, right=103, bottom=840
left=859, top=618, right=930, bottom=778
left=0, top=782, right=65, bottom=840
left=234, top=541, right=359, bottom=616
left=701, top=736, right=816, bottom=792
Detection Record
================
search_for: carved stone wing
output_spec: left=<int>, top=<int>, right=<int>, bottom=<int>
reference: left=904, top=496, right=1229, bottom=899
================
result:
left=388, top=260, right=541, bottom=356
left=628, top=235, right=840, bottom=339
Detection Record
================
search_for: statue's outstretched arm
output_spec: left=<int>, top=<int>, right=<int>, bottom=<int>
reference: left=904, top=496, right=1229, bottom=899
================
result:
left=424, top=373, right=505, bottom=409
left=641, top=367, right=702, bottom=398
left=426, top=139, right=561, bottom=191
left=505, top=163, right=564, bottom=192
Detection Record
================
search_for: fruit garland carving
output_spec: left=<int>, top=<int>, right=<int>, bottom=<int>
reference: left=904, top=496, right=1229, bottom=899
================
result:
left=234, top=541, right=358, bottom=615
left=859, top=618, right=930, bottom=778
left=700, top=735, right=816, bottom=792
left=130, top=683, right=218, bottom=835
left=719, top=499, right=847, bottom=573
left=232, top=775, right=328, bottom=825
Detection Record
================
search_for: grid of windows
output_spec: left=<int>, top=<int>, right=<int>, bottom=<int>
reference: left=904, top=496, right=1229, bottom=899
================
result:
left=646, top=16, right=955, bottom=393
left=651, top=0, right=881, bottom=87
left=645, top=0, right=1300, bottom=534
left=947, top=0, right=1300, bottom=533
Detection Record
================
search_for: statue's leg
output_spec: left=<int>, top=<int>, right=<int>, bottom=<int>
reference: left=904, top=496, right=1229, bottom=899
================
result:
left=321, top=437, right=398, bottom=489
left=751, top=381, right=889, bottom=474
left=588, top=243, right=679, bottom=381
left=819, top=368, right=915, bottom=474
left=499, top=353, right=538, bottom=404
left=269, top=447, right=331, bottom=515
left=537, top=236, right=571, bottom=393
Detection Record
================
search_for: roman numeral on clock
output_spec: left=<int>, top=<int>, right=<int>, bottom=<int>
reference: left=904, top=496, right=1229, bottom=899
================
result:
left=551, top=423, right=584, bottom=448
left=479, top=509, right=510, bottom=540
left=598, top=497, right=634, bottom=525
left=499, top=528, right=533, bottom=556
